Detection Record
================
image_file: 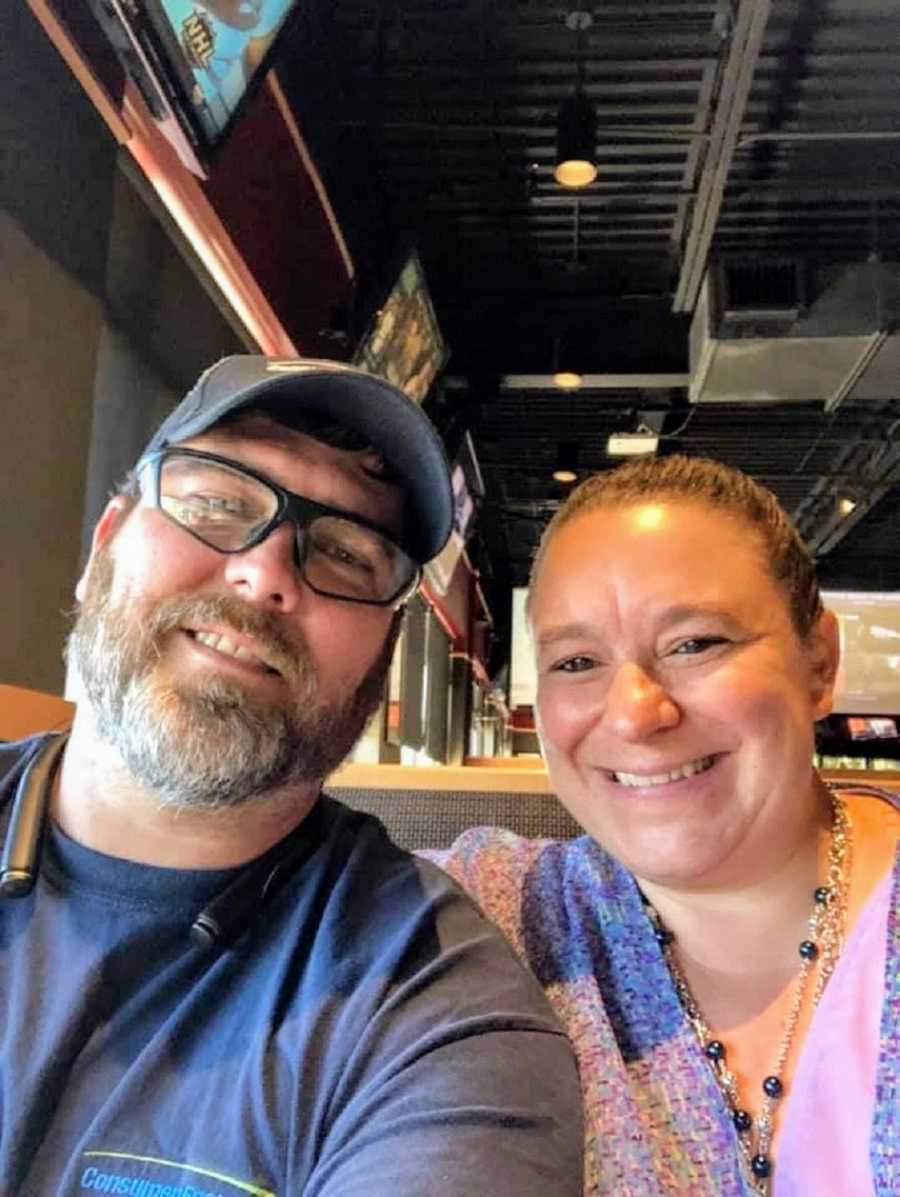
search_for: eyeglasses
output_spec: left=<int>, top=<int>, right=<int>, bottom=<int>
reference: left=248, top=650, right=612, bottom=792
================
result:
left=137, top=448, right=419, bottom=606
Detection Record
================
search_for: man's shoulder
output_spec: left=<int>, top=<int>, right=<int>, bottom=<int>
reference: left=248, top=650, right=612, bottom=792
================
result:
left=314, top=797, right=532, bottom=943
left=0, top=733, right=48, bottom=763
left=0, top=734, right=48, bottom=799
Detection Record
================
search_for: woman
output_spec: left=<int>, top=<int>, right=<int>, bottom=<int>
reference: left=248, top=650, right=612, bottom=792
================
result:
left=430, top=456, right=898, bottom=1196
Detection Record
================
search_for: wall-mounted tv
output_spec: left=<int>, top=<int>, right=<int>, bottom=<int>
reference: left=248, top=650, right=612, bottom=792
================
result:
left=353, top=252, right=448, bottom=405
left=822, top=590, right=900, bottom=715
left=88, top=0, right=301, bottom=176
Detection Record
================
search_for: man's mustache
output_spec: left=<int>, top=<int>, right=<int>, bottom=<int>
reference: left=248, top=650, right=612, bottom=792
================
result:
left=143, top=593, right=311, bottom=687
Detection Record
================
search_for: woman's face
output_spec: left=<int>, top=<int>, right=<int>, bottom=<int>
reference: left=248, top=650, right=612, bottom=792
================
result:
left=529, top=500, right=838, bottom=890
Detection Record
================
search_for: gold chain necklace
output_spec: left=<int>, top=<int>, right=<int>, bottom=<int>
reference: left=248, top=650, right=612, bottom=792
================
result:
left=644, top=790, right=851, bottom=1196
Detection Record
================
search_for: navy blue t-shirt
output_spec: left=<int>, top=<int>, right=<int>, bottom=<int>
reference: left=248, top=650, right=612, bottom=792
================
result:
left=0, top=737, right=582, bottom=1197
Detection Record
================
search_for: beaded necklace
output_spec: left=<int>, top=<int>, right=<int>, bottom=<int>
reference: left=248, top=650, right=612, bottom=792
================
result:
left=645, top=790, right=852, bottom=1196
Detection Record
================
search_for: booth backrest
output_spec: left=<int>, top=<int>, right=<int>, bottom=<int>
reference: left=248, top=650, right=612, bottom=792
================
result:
left=336, top=786, right=582, bottom=850
left=0, top=684, right=74, bottom=741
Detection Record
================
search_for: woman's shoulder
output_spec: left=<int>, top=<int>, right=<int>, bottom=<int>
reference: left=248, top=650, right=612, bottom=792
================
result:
left=423, top=826, right=614, bottom=883
left=420, top=829, right=639, bottom=934
left=421, top=828, right=558, bottom=915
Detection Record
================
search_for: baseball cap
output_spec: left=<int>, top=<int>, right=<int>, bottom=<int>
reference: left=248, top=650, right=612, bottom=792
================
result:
left=140, top=356, right=453, bottom=564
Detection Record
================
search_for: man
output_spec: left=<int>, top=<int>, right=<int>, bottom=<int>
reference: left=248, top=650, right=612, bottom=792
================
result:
left=0, top=357, right=582, bottom=1196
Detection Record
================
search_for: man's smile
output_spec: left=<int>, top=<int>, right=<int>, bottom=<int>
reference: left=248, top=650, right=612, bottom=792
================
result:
left=182, top=626, right=284, bottom=678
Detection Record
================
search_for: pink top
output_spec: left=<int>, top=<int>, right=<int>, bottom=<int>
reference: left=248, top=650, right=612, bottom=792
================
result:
left=774, top=871, right=892, bottom=1197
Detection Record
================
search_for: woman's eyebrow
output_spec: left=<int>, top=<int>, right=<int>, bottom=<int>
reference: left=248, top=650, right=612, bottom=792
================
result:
left=535, top=606, right=744, bottom=651
left=656, top=603, right=745, bottom=630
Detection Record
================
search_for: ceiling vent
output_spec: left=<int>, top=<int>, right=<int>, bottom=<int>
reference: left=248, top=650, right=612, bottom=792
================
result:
left=690, top=258, right=900, bottom=405
left=718, top=256, right=805, bottom=332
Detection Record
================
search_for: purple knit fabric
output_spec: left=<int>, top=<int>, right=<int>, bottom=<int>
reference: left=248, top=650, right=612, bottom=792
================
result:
left=426, top=816, right=899, bottom=1196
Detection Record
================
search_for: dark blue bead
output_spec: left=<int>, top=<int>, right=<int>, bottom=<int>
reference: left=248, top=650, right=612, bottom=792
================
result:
left=799, top=939, right=819, bottom=961
left=751, top=1155, right=772, bottom=1178
left=762, top=1075, right=783, bottom=1098
left=733, top=1109, right=752, bottom=1133
left=654, top=925, right=673, bottom=945
left=705, top=1039, right=726, bottom=1062
left=814, top=886, right=831, bottom=904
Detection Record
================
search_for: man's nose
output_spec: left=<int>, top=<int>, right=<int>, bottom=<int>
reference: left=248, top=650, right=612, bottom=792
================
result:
left=603, top=661, right=680, bottom=742
left=222, top=522, right=304, bottom=611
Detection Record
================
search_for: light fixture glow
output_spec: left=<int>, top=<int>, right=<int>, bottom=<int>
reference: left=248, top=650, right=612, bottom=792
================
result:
left=606, top=432, right=659, bottom=457
left=838, top=496, right=857, bottom=517
left=554, top=90, right=597, bottom=189
left=552, top=442, right=580, bottom=483
left=553, top=370, right=583, bottom=390
left=554, top=159, right=598, bottom=188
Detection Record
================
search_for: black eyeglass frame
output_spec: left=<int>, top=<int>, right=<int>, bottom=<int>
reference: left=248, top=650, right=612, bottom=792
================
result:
left=136, top=447, right=421, bottom=607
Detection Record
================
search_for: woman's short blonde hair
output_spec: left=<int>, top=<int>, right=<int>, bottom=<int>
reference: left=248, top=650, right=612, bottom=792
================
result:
left=530, top=454, right=823, bottom=637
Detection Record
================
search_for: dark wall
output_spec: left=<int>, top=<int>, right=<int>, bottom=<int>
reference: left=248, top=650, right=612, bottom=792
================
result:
left=1, top=5, right=117, bottom=692
left=2, top=7, right=243, bottom=692
left=1, top=2, right=118, bottom=300
left=82, top=166, right=247, bottom=560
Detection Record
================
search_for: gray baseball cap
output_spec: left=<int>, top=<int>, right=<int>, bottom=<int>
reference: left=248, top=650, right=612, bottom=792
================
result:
left=140, top=356, right=453, bottom=564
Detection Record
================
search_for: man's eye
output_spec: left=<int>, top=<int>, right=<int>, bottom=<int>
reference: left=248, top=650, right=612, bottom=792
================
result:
left=166, top=494, right=251, bottom=523
left=553, top=655, right=598, bottom=673
left=315, top=537, right=376, bottom=574
left=670, top=637, right=728, bottom=656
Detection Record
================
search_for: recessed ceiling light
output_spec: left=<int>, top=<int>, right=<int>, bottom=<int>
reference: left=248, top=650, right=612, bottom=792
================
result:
left=553, top=370, right=583, bottom=390
left=606, top=432, right=659, bottom=457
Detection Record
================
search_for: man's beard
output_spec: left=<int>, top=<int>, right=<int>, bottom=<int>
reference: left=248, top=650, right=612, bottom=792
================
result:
left=67, top=548, right=397, bottom=811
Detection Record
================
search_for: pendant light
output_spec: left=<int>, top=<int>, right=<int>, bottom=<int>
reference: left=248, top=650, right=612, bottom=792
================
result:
left=552, top=335, right=583, bottom=390
left=555, top=12, right=597, bottom=189
left=553, top=442, right=580, bottom=483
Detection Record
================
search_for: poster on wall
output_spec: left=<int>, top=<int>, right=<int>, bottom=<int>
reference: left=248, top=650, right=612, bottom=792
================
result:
left=354, top=252, right=448, bottom=404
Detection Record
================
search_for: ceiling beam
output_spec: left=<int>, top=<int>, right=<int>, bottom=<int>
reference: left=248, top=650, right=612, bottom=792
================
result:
left=499, top=373, right=689, bottom=390
left=673, top=0, right=772, bottom=313
left=795, top=438, right=900, bottom=557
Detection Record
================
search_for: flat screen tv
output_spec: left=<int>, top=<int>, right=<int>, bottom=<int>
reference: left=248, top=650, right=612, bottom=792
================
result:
left=88, top=0, right=301, bottom=175
left=822, top=590, right=900, bottom=715
left=353, top=252, right=448, bottom=405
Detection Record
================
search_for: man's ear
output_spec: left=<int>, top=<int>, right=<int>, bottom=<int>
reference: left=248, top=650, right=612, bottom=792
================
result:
left=806, top=609, right=840, bottom=720
left=74, top=496, right=131, bottom=602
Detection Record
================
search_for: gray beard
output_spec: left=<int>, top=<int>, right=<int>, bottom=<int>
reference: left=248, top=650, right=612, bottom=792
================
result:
left=68, top=549, right=395, bottom=810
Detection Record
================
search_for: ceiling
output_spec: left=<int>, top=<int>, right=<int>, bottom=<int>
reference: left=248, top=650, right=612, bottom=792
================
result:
left=280, top=0, right=900, bottom=652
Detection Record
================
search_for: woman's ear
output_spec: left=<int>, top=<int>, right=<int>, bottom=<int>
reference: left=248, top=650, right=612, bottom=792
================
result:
left=74, top=496, right=131, bottom=603
left=806, top=609, right=840, bottom=720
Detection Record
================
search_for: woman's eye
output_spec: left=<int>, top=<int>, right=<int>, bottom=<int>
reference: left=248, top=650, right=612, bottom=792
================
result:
left=670, top=637, right=728, bottom=656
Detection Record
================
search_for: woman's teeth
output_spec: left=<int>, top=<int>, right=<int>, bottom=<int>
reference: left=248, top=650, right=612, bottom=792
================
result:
left=613, top=755, right=715, bottom=788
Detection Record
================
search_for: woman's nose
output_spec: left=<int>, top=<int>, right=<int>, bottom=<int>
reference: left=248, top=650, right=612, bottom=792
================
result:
left=603, top=661, right=680, bottom=741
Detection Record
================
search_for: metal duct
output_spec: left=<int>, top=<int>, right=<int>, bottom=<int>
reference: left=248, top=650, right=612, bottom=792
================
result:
left=690, top=258, right=900, bottom=405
